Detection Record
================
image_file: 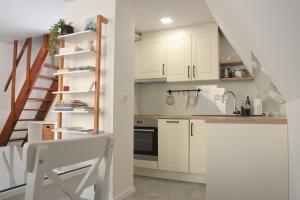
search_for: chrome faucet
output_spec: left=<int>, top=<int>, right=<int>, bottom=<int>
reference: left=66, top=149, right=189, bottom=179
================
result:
left=222, top=91, right=240, bottom=115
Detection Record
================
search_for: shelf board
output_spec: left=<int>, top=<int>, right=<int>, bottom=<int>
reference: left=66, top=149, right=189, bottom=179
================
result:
left=54, top=49, right=95, bottom=58
left=52, top=129, right=94, bottom=135
left=53, top=109, right=93, bottom=113
left=221, top=77, right=253, bottom=81
left=57, top=30, right=97, bottom=43
left=53, top=69, right=95, bottom=76
left=220, top=61, right=243, bottom=66
left=53, top=90, right=94, bottom=94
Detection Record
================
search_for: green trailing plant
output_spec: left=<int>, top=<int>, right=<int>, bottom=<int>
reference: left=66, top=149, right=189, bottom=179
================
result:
left=48, top=19, right=73, bottom=65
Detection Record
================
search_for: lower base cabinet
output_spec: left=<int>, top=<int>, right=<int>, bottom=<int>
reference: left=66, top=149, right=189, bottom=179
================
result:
left=206, top=123, right=288, bottom=200
left=189, top=120, right=207, bottom=174
left=158, top=119, right=189, bottom=173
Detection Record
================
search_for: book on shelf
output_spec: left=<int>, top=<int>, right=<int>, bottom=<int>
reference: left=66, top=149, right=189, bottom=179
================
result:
left=54, top=100, right=91, bottom=111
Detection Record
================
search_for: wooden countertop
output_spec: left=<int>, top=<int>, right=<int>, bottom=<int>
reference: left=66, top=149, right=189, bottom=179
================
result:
left=135, top=115, right=287, bottom=124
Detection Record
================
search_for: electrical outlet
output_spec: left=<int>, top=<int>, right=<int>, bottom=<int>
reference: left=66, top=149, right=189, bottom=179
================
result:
left=215, top=95, right=224, bottom=101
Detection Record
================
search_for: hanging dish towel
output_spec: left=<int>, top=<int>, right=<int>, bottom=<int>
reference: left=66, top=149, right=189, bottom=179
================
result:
left=188, top=93, right=198, bottom=107
left=176, top=93, right=189, bottom=109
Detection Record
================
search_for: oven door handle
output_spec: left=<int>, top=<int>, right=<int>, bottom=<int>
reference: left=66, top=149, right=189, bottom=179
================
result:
left=134, top=129, right=156, bottom=132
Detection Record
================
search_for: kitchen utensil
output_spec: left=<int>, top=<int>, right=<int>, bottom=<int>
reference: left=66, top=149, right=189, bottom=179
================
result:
left=166, top=94, right=175, bottom=105
left=224, top=67, right=229, bottom=78
left=234, top=70, right=246, bottom=78
left=176, top=93, right=189, bottom=109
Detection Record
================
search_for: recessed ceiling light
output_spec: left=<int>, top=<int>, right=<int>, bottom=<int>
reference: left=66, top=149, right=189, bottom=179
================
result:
left=160, top=17, right=173, bottom=24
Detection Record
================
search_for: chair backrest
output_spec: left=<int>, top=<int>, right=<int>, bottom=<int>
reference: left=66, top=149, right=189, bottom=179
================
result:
left=23, top=133, right=114, bottom=200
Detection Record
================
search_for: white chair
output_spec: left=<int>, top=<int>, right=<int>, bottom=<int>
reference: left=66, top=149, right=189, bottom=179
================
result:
left=23, top=133, right=114, bottom=200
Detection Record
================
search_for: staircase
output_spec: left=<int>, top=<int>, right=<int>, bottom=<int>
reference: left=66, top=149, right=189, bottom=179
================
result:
left=0, top=35, right=58, bottom=146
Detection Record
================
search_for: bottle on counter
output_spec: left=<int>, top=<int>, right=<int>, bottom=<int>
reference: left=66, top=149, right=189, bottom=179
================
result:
left=245, top=96, right=251, bottom=116
left=253, top=95, right=263, bottom=116
left=241, top=102, right=246, bottom=116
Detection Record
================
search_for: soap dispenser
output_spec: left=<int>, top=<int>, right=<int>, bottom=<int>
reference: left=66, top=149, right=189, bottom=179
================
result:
left=253, top=95, right=263, bottom=116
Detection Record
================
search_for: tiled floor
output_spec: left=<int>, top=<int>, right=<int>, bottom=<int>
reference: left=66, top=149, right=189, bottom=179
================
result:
left=124, top=176, right=206, bottom=200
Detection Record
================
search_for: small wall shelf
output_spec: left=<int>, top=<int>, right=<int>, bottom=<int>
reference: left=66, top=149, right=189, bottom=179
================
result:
left=53, top=109, right=93, bottom=114
left=52, top=90, right=94, bottom=94
left=54, top=69, right=95, bottom=76
left=54, top=49, right=95, bottom=58
left=220, top=61, right=243, bottom=66
left=58, top=30, right=96, bottom=43
left=52, top=129, right=94, bottom=135
left=221, top=77, right=253, bottom=81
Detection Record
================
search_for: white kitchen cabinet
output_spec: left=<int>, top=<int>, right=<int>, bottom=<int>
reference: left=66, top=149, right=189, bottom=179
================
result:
left=166, top=35, right=191, bottom=82
left=192, top=23, right=219, bottom=80
left=189, top=120, right=207, bottom=174
left=158, top=119, right=189, bottom=173
left=134, top=39, right=166, bottom=80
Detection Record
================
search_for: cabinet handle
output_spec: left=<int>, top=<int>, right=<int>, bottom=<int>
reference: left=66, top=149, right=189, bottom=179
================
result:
left=162, top=64, right=165, bottom=75
left=166, top=121, right=179, bottom=124
left=188, top=66, right=190, bottom=78
left=191, top=122, right=194, bottom=136
left=193, top=65, right=196, bottom=78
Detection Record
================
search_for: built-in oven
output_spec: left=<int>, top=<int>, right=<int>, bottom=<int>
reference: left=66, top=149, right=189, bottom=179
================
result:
left=134, top=118, right=158, bottom=161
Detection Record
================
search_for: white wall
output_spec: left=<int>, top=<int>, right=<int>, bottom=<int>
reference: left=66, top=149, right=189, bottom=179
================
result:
left=135, top=81, right=280, bottom=116
left=0, top=38, right=55, bottom=139
left=205, top=0, right=300, bottom=102
left=113, top=0, right=135, bottom=198
left=204, top=1, right=300, bottom=199
left=64, top=0, right=134, bottom=199
left=0, top=42, right=13, bottom=131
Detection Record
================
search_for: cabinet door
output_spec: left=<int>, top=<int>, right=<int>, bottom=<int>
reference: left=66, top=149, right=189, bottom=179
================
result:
left=192, top=23, right=219, bottom=80
left=135, top=39, right=166, bottom=79
left=158, top=119, right=189, bottom=173
left=189, top=120, right=207, bottom=174
left=166, top=35, right=191, bottom=82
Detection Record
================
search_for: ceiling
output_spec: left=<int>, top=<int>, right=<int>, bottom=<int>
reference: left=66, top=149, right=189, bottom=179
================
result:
left=132, top=0, right=215, bottom=33
left=0, top=0, right=64, bottom=42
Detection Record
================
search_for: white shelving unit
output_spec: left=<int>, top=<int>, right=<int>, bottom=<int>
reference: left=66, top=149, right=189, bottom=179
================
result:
left=54, top=15, right=108, bottom=138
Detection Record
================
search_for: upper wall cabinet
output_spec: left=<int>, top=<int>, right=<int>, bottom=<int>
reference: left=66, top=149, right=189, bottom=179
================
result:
left=192, top=24, right=219, bottom=81
left=134, top=23, right=219, bottom=82
left=134, top=39, right=166, bottom=80
left=166, top=35, right=192, bottom=82
left=166, top=23, right=219, bottom=82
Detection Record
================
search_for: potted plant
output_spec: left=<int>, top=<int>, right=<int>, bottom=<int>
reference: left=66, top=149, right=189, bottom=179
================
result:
left=48, top=19, right=74, bottom=64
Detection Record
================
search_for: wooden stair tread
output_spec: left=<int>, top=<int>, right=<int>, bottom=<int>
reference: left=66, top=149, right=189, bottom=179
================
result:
left=39, top=75, right=58, bottom=81
left=13, top=129, right=28, bottom=132
left=33, top=87, right=55, bottom=91
left=23, top=108, right=47, bottom=111
left=28, top=97, right=51, bottom=102
left=44, top=63, right=58, bottom=70
left=9, top=138, right=27, bottom=141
